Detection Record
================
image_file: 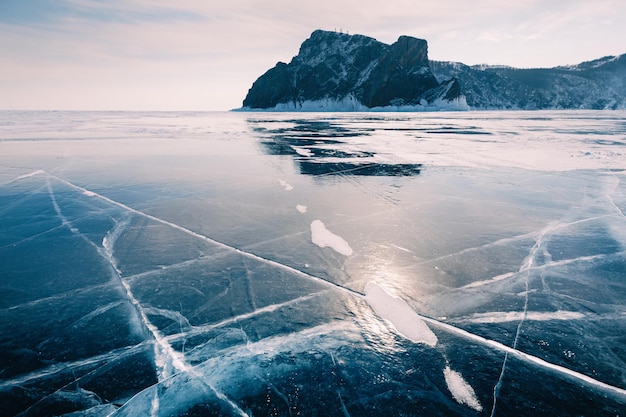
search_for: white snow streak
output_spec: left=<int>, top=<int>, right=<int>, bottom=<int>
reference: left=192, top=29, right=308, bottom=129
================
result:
left=462, top=272, right=515, bottom=289
left=459, top=310, right=585, bottom=324
left=16, top=169, right=45, bottom=180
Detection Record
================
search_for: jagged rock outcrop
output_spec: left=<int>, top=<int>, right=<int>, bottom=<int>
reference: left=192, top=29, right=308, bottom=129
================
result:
left=430, top=54, right=626, bottom=110
left=242, top=30, right=466, bottom=110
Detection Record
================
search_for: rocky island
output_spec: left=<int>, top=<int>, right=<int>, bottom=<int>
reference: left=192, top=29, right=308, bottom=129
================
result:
left=241, top=30, right=466, bottom=111
left=240, top=29, right=626, bottom=111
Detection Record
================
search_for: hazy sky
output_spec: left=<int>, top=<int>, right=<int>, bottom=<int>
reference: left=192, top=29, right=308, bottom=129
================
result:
left=2, top=0, right=625, bottom=111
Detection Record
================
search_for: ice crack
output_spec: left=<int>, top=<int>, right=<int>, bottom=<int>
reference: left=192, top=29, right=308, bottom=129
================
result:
left=491, top=221, right=558, bottom=416
left=45, top=173, right=626, bottom=407
left=45, top=174, right=189, bottom=382
left=47, top=172, right=363, bottom=298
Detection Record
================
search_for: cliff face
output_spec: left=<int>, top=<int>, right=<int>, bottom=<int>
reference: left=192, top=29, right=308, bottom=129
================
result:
left=359, top=36, right=440, bottom=107
left=242, top=30, right=463, bottom=110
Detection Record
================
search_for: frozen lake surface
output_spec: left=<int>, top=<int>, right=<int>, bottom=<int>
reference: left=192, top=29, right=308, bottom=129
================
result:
left=1, top=110, right=626, bottom=416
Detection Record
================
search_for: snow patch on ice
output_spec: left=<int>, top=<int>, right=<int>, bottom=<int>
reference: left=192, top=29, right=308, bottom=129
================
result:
left=16, top=169, right=45, bottom=180
left=364, top=282, right=438, bottom=347
left=310, top=220, right=353, bottom=256
left=279, top=179, right=293, bottom=191
left=444, top=366, right=483, bottom=411
left=296, top=204, right=307, bottom=213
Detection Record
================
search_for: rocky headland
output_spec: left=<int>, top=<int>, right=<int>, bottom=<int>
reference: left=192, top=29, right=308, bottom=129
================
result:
left=240, top=30, right=626, bottom=111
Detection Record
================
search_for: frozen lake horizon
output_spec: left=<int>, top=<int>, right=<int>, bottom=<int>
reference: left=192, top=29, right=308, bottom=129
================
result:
left=1, top=110, right=625, bottom=416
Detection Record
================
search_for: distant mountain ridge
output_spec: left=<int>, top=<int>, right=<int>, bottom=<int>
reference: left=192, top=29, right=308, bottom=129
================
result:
left=430, top=54, right=626, bottom=110
left=240, top=30, right=626, bottom=111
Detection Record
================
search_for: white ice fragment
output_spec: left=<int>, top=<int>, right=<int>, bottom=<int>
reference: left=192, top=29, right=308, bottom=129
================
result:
left=296, top=204, right=307, bottom=213
left=310, top=220, right=353, bottom=256
left=279, top=179, right=293, bottom=191
left=16, top=170, right=45, bottom=180
left=364, top=282, right=438, bottom=347
left=443, top=366, right=483, bottom=411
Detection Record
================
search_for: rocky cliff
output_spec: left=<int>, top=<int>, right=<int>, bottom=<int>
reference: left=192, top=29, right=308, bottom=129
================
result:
left=241, top=30, right=466, bottom=111
left=241, top=29, right=626, bottom=111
